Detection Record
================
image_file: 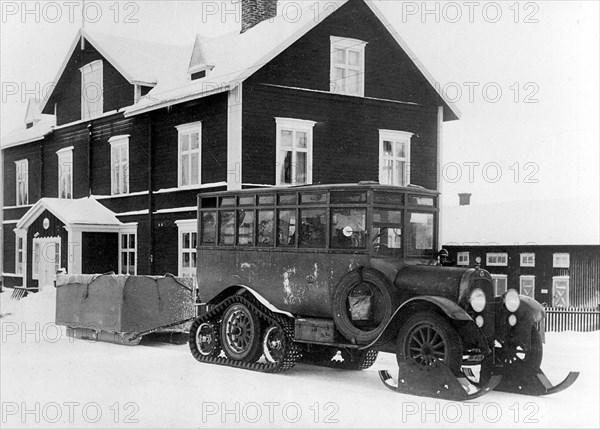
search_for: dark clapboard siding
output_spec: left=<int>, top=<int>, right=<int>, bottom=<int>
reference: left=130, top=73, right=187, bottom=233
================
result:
left=252, top=0, right=447, bottom=109
left=2, top=140, right=43, bottom=207
left=444, top=245, right=600, bottom=308
left=149, top=95, right=228, bottom=211
left=90, top=114, right=149, bottom=198
left=42, top=42, right=134, bottom=125
left=242, top=84, right=439, bottom=189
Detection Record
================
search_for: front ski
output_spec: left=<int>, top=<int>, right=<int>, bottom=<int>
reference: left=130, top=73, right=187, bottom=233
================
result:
left=379, top=359, right=501, bottom=401
left=494, top=369, right=579, bottom=396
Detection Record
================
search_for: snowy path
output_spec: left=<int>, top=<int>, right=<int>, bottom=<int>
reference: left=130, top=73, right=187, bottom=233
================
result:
left=1, top=289, right=598, bottom=428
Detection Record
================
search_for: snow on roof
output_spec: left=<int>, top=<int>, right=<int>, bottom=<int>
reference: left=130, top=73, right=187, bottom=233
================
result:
left=124, top=0, right=460, bottom=119
left=17, top=197, right=122, bottom=230
left=83, top=29, right=185, bottom=85
left=125, top=2, right=346, bottom=116
left=1, top=114, right=55, bottom=149
left=442, top=199, right=600, bottom=246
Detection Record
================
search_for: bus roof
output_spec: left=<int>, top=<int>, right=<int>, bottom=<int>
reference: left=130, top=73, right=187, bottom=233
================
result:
left=198, top=183, right=439, bottom=198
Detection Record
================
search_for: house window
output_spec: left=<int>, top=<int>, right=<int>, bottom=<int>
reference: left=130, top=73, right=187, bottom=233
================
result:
left=491, top=274, right=508, bottom=297
left=457, top=252, right=469, bottom=266
left=80, top=60, right=103, bottom=120
left=109, top=135, right=130, bottom=196
left=330, top=36, right=367, bottom=96
left=57, top=147, right=73, bottom=199
left=176, top=122, right=202, bottom=188
left=176, top=220, right=197, bottom=278
left=15, top=232, right=26, bottom=275
left=486, top=252, right=508, bottom=266
left=15, top=159, right=29, bottom=206
left=276, top=118, right=315, bottom=186
left=553, top=253, right=570, bottom=268
left=120, top=233, right=136, bottom=275
left=552, top=277, right=570, bottom=307
left=379, top=130, right=412, bottom=187
left=520, top=253, right=535, bottom=267
left=520, top=275, right=535, bottom=298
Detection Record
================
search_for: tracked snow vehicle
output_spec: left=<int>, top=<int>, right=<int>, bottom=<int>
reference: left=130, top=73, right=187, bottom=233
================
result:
left=189, top=183, right=578, bottom=400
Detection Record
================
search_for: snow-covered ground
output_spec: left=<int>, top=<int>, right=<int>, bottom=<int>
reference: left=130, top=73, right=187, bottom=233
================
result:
left=1, top=288, right=598, bottom=429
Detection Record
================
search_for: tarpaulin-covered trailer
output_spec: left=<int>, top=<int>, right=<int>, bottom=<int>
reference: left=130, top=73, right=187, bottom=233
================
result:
left=56, top=274, right=195, bottom=345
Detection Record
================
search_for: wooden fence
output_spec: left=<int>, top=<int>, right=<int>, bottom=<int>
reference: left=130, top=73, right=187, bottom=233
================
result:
left=545, top=306, right=600, bottom=332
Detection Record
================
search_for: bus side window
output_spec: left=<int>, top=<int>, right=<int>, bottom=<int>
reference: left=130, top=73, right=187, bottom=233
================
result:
left=331, top=209, right=366, bottom=249
left=201, top=211, right=216, bottom=244
left=277, top=210, right=296, bottom=246
left=219, top=211, right=235, bottom=246
left=300, top=209, right=326, bottom=248
left=238, top=210, right=255, bottom=246
left=258, top=211, right=275, bottom=246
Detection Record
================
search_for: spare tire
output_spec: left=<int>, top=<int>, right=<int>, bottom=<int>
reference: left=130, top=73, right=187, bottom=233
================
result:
left=332, top=268, right=397, bottom=345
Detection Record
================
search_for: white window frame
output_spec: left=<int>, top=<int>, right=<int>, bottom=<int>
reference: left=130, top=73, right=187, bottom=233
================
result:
left=379, top=130, right=412, bottom=187
left=552, top=276, right=570, bottom=307
left=457, top=252, right=470, bottom=266
left=118, top=223, right=138, bottom=275
left=486, top=252, right=508, bottom=267
left=109, top=135, right=130, bottom=196
left=275, top=118, right=316, bottom=186
left=491, top=274, right=508, bottom=297
left=519, top=275, right=535, bottom=298
left=57, top=147, right=74, bottom=199
left=176, top=220, right=197, bottom=279
left=330, top=36, right=367, bottom=97
left=15, top=229, right=27, bottom=276
left=553, top=253, right=570, bottom=268
left=520, top=253, right=535, bottom=267
left=80, top=60, right=104, bottom=120
left=176, top=122, right=202, bottom=189
left=15, top=159, right=29, bottom=206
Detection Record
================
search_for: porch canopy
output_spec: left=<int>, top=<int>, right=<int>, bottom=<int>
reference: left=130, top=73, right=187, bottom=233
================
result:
left=15, top=198, right=126, bottom=280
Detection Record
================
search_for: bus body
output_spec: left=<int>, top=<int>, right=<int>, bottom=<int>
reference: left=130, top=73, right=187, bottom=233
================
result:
left=189, top=183, right=577, bottom=400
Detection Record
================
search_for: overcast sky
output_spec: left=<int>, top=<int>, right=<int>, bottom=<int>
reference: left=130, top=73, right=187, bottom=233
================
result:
left=1, top=0, right=598, bottom=208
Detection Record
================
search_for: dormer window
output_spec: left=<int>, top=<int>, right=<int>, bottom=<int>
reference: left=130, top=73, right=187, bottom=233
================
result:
left=188, top=34, right=214, bottom=81
left=330, top=36, right=367, bottom=97
left=80, top=60, right=103, bottom=120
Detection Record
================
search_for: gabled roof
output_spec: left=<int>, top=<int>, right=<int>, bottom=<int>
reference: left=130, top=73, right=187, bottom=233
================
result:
left=39, top=28, right=186, bottom=115
left=442, top=199, right=600, bottom=246
left=125, top=0, right=461, bottom=120
left=1, top=114, right=55, bottom=149
left=17, top=198, right=122, bottom=230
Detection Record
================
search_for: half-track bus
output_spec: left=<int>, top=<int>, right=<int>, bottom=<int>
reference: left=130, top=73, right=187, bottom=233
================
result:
left=189, top=183, right=578, bottom=400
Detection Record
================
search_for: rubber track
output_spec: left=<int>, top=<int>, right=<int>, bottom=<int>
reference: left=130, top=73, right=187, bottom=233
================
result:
left=189, top=295, right=300, bottom=373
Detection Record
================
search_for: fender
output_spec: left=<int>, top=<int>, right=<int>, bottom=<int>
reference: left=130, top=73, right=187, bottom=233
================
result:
left=206, top=285, right=294, bottom=318
left=506, top=296, right=546, bottom=347
left=359, top=295, right=482, bottom=350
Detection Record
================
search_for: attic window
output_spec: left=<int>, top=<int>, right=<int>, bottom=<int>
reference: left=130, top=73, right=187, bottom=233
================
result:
left=330, top=36, right=367, bottom=97
left=191, top=70, right=207, bottom=80
left=80, top=60, right=103, bottom=120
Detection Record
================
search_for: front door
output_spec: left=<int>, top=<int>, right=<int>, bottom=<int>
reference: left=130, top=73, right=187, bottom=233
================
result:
left=36, top=238, right=61, bottom=289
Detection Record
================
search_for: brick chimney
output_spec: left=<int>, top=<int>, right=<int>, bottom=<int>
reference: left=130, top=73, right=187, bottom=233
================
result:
left=241, top=0, right=278, bottom=33
left=459, top=193, right=472, bottom=206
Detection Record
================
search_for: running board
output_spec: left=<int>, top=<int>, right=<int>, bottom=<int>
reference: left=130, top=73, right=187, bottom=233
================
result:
left=379, top=359, right=502, bottom=401
left=494, top=369, right=579, bottom=396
